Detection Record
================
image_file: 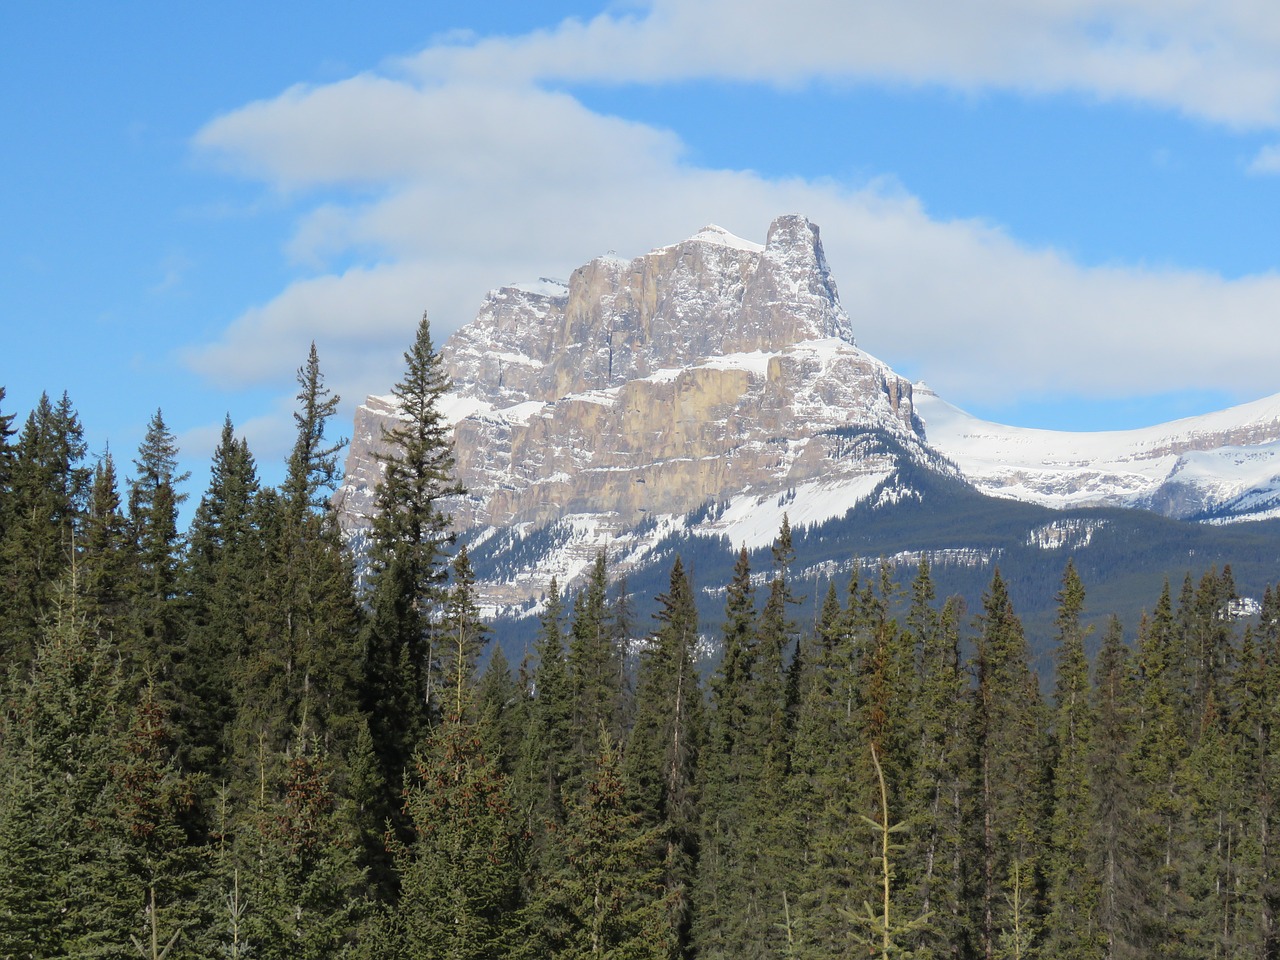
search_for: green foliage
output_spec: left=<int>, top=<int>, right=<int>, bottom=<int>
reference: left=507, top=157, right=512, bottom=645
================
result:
left=362, top=311, right=462, bottom=792
left=7, top=371, right=1280, bottom=958
left=528, top=727, right=675, bottom=960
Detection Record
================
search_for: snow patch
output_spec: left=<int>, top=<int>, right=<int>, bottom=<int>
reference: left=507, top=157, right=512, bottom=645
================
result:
left=504, top=277, right=568, bottom=297
left=695, top=473, right=890, bottom=550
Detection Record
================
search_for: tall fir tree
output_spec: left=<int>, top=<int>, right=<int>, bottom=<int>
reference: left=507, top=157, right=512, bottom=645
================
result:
left=360, top=312, right=462, bottom=798
left=1086, top=616, right=1138, bottom=960
left=0, top=386, right=16, bottom=521
left=388, top=586, right=522, bottom=960
left=1126, top=582, right=1198, bottom=957
left=786, top=571, right=879, bottom=958
left=1044, top=560, right=1104, bottom=960
left=694, top=546, right=758, bottom=960
left=0, top=392, right=90, bottom=666
left=80, top=450, right=132, bottom=635
left=567, top=552, right=623, bottom=782
left=527, top=727, right=673, bottom=960
left=182, top=416, right=262, bottom=779
left=125, top=408, right=189, bottom=680
left=626, top=556, right=705, bottom=956
left=273, top=346, right=363, bottom=757
left=969, top=568, right=1048, bottom=960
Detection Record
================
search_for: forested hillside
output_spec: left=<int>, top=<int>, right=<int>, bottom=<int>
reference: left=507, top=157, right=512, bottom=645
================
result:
left=2, top=316, right=1279, bottom=958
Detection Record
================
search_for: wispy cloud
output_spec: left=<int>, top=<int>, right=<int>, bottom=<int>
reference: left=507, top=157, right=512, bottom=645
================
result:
left=1248, top=143, right=1280, bottom=174
left=409, top=0, right=1280, bottom=129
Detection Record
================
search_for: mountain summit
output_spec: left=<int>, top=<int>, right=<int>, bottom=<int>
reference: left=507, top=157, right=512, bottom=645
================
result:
left=338, top=215, right=930, bottom=604
left=338, top=215, right=1280, bottom=609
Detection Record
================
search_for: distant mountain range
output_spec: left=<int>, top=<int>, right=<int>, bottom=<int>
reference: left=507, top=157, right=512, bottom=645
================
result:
left=337, top=215, right=1280, bottom=647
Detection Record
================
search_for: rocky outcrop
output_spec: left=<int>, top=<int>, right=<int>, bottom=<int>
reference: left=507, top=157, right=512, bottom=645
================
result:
left=337, top=216, right=924, bottom=597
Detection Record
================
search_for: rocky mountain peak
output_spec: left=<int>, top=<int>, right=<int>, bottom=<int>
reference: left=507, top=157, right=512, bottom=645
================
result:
left=442, top=214, right=856, bottom=409
left=339, top=215, right=924, bottom=606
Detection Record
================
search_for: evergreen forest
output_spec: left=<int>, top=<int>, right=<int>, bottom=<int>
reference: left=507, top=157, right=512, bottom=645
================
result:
left=4, top=315, right=1280, bottom=959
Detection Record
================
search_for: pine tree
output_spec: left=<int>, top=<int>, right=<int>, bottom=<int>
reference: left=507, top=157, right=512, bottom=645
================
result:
left=1044, top=560, right=1104, bottom=959
left=125, top=408, right=189, bottom=679
left=897, top=558, right=972, bottom=959
left=720, top=522, right=802, bottom=959
left=183, top=416, right=262, bottom=779
left=0, top=385, right=16, bottom=532
left=969, top=568, right=1048, bottom=960
left=105, top=682, right=210, bottom=957
left=1088, top=616, right=1138, bottom=960
left=80, top=450, right=132, bottom=634
left=626, top=556, right=705, bottom=956
left=238, top=742, right=367, bottom=959
left=0, top=581, right=134, bottom=955
left=515, top=577, right=575, bottom=879
left=529, top=727, right=673, bottom=960
left=282, top=342, right=345, bottom=519
left=567, top=552, right=623, bottom=781
left=272, top=347, right=363, bottom=759
left=477, top=642, right=524, bottom=775
left=361, top=312, right=462, bottom=791
left=391, top=622, right=522, bottom=960
left=694, top=546, right=757, bottom=959
left=1127, top=582, right=1198, bottom=956
left=787, top=571, right=877, bottom=958
left=0, top=392, right=90, bottom=666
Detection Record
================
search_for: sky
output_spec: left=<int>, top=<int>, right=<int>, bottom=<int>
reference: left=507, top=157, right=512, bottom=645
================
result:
left=5, top=1, right=1280, bottom=496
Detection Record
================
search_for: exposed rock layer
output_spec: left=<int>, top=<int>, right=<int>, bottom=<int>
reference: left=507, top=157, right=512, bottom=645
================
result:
left=339, top=216, right=919, bottom=545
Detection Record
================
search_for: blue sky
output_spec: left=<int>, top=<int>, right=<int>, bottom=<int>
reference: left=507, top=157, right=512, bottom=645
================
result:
left=5, top=1, right=1280, bottom=495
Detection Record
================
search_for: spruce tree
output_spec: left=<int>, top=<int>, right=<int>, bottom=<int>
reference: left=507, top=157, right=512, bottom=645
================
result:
left=0, top=582, right=133, bottom=955
left=273, top=346, right=363, bottom=758
left=969, top=568, right=1048, bottom=960
left=626, top=556, right=705, bottom=956
left=529, top=727, right=673, bottom=960
left=80, top=450, right=132, bottom=635
left=361, top=311, right=462, bottom=797
left=125, top=408, right=189, bottom=679
left=0, top=392, right=90, bottom=666
left=237, top=742, right=367, bottom=959
left=694, top=546, right=757, bottom=960
left=515, top=577, right=575, bottom=878
left=183, top=416, right=262, bottom=779
left=0, top=385, right=16, bottom=530
left=391, top=598, right=521, bottom=960
left=787, top=572, right=877, bottom=958
left=567, top=552, right=623, bottom=781
left=1126, top=582, right=1197, bottom=956
left=1044, top=560, right=1104, bottom=959
left=1088, top=616, right=1137, bottom=960
left=897, top=558, right=972, bottom=958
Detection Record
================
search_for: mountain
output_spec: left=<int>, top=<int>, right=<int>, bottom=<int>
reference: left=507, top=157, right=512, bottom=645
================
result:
left=339, top=216, right=940, bottom=601
left=337, top=215, right=1280, bottom=635
left=916, top=386, right=1280, bottom=521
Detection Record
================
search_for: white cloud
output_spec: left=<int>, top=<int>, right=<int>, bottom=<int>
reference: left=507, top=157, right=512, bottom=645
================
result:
left=185, top=6, right=1280, bottom=442
left=409, top=0, right=1280, bottom=129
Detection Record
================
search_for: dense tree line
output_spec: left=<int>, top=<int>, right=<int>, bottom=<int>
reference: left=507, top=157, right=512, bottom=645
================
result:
left=2, top=318, right=1280, bottom=958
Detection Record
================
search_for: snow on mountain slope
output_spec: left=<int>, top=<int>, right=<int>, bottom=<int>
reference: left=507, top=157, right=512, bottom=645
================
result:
left=338, top=215, right=934, bottom=608
left=915, top=385, right=1280, bottom=519
left=339, top=212, right=1280, bottom=611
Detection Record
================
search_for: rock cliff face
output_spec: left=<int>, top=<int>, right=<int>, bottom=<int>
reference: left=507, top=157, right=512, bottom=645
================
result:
left=337, top=215, right=927, bottom=604
left=337, top=212, right=1280, bottom=608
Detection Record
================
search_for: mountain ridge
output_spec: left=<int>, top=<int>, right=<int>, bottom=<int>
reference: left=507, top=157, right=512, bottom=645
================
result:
left=337, top=214, right=1280, bottom=617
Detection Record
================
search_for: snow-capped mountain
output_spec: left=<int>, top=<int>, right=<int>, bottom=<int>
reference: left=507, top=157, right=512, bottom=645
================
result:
left=337, top=214, right=1280, bottom=612
left=915, top=386, right=1280, bottom=521
left=338, top=215, right=941, bottom=608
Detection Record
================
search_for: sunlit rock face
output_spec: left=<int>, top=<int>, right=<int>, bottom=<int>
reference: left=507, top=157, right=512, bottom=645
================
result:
left=337, top=215, right=928, bottom=605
